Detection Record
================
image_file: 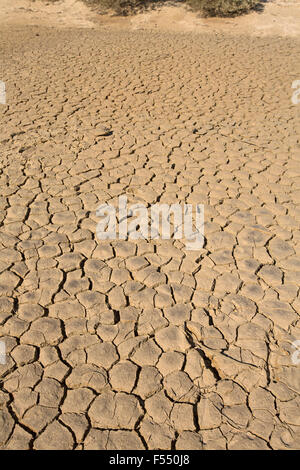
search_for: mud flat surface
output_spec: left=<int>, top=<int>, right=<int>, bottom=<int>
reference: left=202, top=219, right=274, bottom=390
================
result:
left=0, top=0, right=300, bottom=450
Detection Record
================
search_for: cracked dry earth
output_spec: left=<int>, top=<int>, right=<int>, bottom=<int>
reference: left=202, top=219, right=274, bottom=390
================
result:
left=0, top=23, right=300, bottom=451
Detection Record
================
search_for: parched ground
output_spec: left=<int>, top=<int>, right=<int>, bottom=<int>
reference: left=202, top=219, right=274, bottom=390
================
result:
left=0, top=0, right=300, bottom=450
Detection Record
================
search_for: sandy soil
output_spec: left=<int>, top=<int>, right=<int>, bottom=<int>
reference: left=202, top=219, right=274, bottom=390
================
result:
left=130, top=0, right=300, bottom=36
left=0, top=0, right=300, bottom=451
left=0, top=0, right=96, bottom=28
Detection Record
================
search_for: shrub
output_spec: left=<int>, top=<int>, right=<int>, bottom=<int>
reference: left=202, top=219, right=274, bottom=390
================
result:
left=35, top=0, right=260, bottom=17
left=186, top=0, right=259, bottom=17
left=84, top=0, right=150, bottom=15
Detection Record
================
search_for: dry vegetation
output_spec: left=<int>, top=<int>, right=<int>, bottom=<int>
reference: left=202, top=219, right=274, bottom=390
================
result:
left=62, top=0, right=261, bottom=16
left=84, top=0, right=151, bottom=15
left=186, top=0, right=260, bottom=16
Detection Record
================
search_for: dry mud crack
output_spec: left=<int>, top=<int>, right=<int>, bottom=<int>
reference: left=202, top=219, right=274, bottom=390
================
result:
left=0, top=2, right=300, bottom=451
